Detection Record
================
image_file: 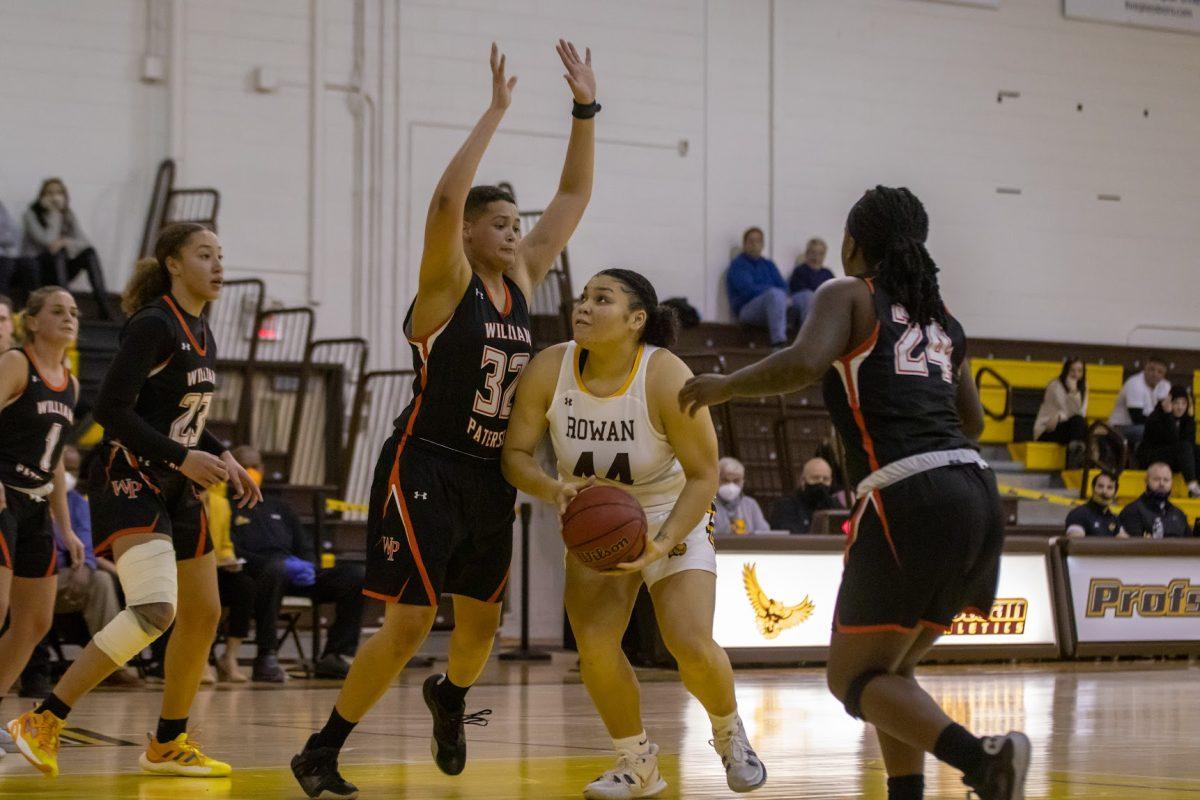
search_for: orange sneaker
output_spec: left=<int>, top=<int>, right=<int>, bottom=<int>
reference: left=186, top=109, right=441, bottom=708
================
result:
left=139, top=732, right=232, bottom=777
left=6, top=709, right=67, bottom=777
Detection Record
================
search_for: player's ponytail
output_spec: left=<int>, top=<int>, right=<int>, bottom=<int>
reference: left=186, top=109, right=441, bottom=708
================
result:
left=596, top=268, right=679, bottom=349
left=846, top=186, right=947, bottom=328
left=123, top=222, right=207, bottom=315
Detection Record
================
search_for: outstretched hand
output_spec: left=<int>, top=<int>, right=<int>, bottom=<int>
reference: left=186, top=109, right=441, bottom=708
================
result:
left=556, top=39, right=595, bottom=104
left=677, top=373, right=734, bottom=418
left=490, top=42, right=518, bottom=111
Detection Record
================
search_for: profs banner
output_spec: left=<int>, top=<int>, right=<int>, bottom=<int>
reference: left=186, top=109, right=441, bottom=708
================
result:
left=1064, top=0, right=1200, bottom=36
left=1067, top=555, right=1200, bottom=643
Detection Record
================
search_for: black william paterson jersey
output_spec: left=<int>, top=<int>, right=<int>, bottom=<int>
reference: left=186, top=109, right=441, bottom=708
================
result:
left=395, top=273, right=532, bottom=460
left=822, top=277, right=973, bottom=487
left=0, top=349, right=77, bottom=490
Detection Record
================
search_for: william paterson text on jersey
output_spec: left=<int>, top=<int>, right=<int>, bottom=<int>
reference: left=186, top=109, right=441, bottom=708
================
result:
left=188, top=367, right=217, bottom=387
left=483, top=322, right=532, bottom=344
left=37, top=401, right=74, bottom=423
left=565, top=416, right=636, bottom=442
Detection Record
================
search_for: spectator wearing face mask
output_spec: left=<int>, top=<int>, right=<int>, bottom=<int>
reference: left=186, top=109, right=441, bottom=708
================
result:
left=712, top=457, right=770, bottom=535
left=768, top=457, right=845, bottom=534
left=1064, top=471, right=1124, bottom=538
left=1137, top=386, right=1200, bottom=497
left=1109, top=357, right=1171, bottom=449
left=1118, top=462, right=1191, bottom=539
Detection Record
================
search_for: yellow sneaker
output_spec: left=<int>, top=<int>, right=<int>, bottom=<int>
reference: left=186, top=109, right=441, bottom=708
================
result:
left=6, top=709, right=67, bottom=777
left=139, top=732, right=232, bottom=777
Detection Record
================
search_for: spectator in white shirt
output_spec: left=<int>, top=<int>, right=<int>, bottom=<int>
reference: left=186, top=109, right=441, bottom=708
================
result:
left=1108, top=356, right=1170, bottom=448
left=713, top=457, right=770, bottom=535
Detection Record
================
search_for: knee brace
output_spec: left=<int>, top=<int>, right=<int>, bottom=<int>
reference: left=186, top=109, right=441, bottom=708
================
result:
left=93, top=538, right=177, bottom=665
left=842, top=668, right=890, bottom=721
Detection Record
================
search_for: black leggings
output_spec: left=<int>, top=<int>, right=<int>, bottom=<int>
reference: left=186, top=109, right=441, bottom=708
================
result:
left=1138, top=441, right=1197, bottom=483
left=1037, top=415, right=1088, bottom=445
left=218, top=567, right=256, bottom=639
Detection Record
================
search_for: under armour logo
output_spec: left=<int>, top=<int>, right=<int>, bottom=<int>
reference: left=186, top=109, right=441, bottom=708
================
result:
left=564, top=397, right=573, bottom=406
left=31, top=376, right=39, bottom=383
left=181, top=342, right=191, bottom=351
left=475, top=289, right=486, bottom=300
left=413, top=491, right=428, bottom=500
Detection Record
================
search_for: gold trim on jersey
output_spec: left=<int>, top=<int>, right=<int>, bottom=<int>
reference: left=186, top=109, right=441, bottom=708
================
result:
left=573, top=344, right=644, bottom=399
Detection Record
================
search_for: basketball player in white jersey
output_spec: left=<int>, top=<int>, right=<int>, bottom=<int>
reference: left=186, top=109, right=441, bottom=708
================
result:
left=502, top=269, right=766, bottom=799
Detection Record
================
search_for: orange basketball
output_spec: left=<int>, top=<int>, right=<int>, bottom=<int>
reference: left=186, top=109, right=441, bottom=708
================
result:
left=561, top=485, right=647, bottom=571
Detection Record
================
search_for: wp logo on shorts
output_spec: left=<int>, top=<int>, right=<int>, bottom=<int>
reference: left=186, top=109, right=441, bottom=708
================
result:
left=1086, top=578, right=1200, bottom=618
left=111, top=478, right=143, bottom=499
left=379, top=536, right=402, bottom=562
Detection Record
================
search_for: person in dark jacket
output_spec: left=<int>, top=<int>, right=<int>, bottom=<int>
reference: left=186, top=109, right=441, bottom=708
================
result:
left=1064, top=471, right=1123, bottom=538
left=1137, top=386, right=1200, bottom=496
left=230, top=446, right=365, bottom=682
left=1118, top=463, right=1190, bottom=538
left=787, top=237, right=835, bottom=321
left=768, top=457, right=844, bottom=534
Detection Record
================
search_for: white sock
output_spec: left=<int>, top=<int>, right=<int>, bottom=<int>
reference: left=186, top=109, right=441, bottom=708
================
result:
left=708, top=709, right=740, bottom=737
left=612, top=731, right=652, bottom=756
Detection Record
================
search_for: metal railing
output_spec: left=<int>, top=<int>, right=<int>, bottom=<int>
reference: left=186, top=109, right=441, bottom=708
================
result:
left=340, top=370, right=417, bottom=520
left=287, top=338, right=369, bottom=487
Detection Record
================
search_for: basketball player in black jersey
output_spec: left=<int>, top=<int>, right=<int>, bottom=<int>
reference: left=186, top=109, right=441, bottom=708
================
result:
left=0, top=287, right=84, bottom=733
left=292, top=41, right=597, bottom=798
left=679, top=187, right=1029, bottom=800
left=7, top=223, right=261, bottom=779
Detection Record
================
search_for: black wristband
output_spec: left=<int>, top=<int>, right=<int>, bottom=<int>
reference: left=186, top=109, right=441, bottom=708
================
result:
left=572, top=100, right=601, bottom=120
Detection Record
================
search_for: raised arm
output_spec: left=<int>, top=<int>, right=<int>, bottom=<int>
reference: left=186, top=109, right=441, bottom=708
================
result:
left=679, top=278, right=863, bottom=415
left=412, top=43, right=517, bottom=336
left=515, top=40, right=596, bottom=290
left=615, top=352, right=719, bottom=572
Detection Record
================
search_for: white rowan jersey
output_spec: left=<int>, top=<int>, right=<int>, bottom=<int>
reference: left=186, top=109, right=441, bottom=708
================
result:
left=547, top=342, right=686, bottom=519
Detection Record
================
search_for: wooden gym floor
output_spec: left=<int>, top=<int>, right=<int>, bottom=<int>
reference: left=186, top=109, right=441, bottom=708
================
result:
left=1, top=656, right=1198, bottom=798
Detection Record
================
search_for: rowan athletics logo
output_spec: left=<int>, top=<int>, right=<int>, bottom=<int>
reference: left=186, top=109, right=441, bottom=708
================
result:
left=949, top=598, right=1028, bottom=635
left=1085, top=577, right=1200, bottom=618
left=742, top=563, right=815, bottom=639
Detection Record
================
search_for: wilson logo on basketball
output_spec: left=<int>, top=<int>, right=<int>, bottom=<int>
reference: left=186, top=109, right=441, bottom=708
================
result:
left=575, top=537, right=632, bottom=565
left=742, top=563, right=815, bottom=639
left=1085, top=578, right=1200, bottom=618
left=111, top=478, right=143, bottom=499
left=380, top=536, right=402, bottom=562
left=949, top=598, right=1027, bottom=635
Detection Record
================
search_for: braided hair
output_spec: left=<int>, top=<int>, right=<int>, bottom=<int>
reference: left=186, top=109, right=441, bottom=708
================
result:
left=846, top=186, right=946, bottom=328
left=595, top=268, right=679, bottom=348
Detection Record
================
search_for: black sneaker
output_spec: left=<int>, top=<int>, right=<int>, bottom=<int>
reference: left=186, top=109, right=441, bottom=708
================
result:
left=291, top=737, right=359, bottom=799
left=421, top=674, right=491, bottom=776
left=253, top=653, right=288, bottom=683
left=313, top=653, right=351, bottom=680
left=965, top=732, right=1030, bottom=800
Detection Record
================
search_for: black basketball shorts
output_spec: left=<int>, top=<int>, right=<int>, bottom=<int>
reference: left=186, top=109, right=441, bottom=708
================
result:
left=90, top=446, right=212, bottom=561
left=833, top=463, right=1005, bottom=634
left=0, top=487, right=57, bottom=578
left=363, top=435, right=515, bottom=607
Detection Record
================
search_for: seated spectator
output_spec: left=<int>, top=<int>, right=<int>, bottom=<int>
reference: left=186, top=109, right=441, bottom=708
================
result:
left=788, top=237, right=835, bottom=321
left=205, top=483, right=252, bottom=683
left=0, top=201, right=39, bottom=307
left=1108, top=356, right=1170, bottom=449
left=20, top=446, right=141, bottom=693
left=21, top=177, right=116, bottom=319
left=713, top=456, right=770, bottom=535
left=1137, top=386, right=1200, bottom=497
left=1118, top=463, right=1190, bottom=538
left=727, top=227, right=807, bottom=348
left=768, top=457, right=845, bottom=534
left=0, top=294, right=14, bottom=351
left=230, top=446, right=365, bottom=682
left=1064, top=471, right=1123, bottom=538
left=1034, top=357, right=1089, bottom=463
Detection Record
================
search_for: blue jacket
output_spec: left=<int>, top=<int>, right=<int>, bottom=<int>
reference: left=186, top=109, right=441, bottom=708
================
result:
left=54, top=489, right=96, bottom=570
left=727, top=254, right=786, bottom=314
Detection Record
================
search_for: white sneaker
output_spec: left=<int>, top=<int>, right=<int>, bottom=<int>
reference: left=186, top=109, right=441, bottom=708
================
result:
left=0, top=725, right=14, bottom=757
left=582, top=742, right=668, bottom=799
left=710, top=718, right=767, bottom=793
